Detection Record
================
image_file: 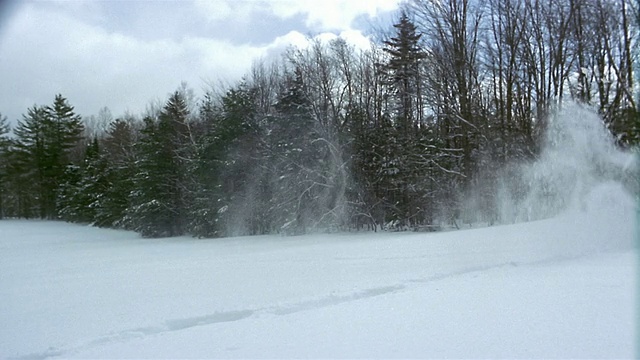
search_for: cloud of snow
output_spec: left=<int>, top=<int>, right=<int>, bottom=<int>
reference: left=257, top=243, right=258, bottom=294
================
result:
left=499, top=104, right=637, bottom=221
left=479, top=103, right=639, bottom=250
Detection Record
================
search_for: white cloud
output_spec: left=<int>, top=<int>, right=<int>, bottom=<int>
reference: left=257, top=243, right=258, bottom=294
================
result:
left=271, top=30, right=312, bottom=49
left=338, top=29, right=375, bottom=50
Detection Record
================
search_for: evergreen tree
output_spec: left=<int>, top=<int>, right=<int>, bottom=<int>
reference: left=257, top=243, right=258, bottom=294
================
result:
left=45, top=95, right=85, bottom=157
left=381, top=12, right=425, bottom=131
left=186, top=93, right=222, bottom=237
left=45, top=95, right=85, bottom=216
left=13, top=105, right=52, bottom=218
left=58, top=138, right=110, bottom=224
left=94, top=119, right=137, bottom=228
left=377, top=14, right=428, bottom=228
left=344, top=106, right=381, bottom=230
left=127, top=92, right=190, bottom=237
left=13, top=96, right=84, bottom=219
left=267, top=68, right=317, bottom=233
left=188, top=83, right=260, bottom=237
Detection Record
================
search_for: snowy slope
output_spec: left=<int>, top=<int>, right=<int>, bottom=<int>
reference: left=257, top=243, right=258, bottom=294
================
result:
left=0, top=203, right=637, bottom=359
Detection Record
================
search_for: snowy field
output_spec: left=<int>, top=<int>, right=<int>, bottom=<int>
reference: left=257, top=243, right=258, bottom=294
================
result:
left=1, top=200, right=637, bottom=359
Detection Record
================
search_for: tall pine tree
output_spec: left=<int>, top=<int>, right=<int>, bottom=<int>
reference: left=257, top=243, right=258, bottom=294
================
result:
left=13, top=96, right=84, bottom=219
left=128, top=92, right=190, bottom=237
left=188, top=83, right=261, bottom=237
left=377, top=14, right=427, bottom=228
left=58, top=137, right=110, bottom=224
left=94, top=118, right=137, bottom=228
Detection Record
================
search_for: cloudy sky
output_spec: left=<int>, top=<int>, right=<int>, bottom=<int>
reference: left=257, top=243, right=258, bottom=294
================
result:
left=0, top=0, right=401, bottom=126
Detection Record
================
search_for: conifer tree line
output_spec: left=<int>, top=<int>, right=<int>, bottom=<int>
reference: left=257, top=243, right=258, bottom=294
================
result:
left=0, top=0, right=638, bottom=237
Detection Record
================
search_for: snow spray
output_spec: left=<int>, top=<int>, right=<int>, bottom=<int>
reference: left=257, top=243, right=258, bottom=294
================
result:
left=472, top=102, right=640, bottom=255
left=495, top=103, right=638, bottom=224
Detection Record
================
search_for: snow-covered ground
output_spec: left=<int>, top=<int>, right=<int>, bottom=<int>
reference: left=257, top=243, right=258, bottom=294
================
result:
left=1, top=202, right=637, bottom=359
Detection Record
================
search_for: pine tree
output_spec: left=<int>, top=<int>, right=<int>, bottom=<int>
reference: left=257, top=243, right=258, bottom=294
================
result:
left=267, top=68, right=316, bottom=233
left=58, top=138, right=110, bottom=224
left=13, top=96, right=84, bottom=219
left=188, top=83, right=260, bottom=237
left=128, top=92, right=190, bottom=237
left=45, top=95, right=85, bottom=217
left=94, top=118, right=137, bottom=228
left=127, top=117, right=167, bottom=237
left=186, top=94, right=222, bottom=237
left=376, top=14, right=427, bottom=228
left=344, top=106, right=381, bottom=230
left=381, top=12, right=425, bottom=131
left=13, top=105, right=51, bottom=218
left=45, top=94, right=85, bottom=157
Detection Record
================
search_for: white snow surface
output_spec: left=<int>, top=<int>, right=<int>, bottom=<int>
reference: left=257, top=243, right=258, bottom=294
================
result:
left=1, top=203, right=637, bottom=359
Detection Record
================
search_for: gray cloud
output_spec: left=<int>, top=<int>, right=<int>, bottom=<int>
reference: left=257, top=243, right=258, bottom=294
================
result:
left=0, top=0, right=400, bottom=127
